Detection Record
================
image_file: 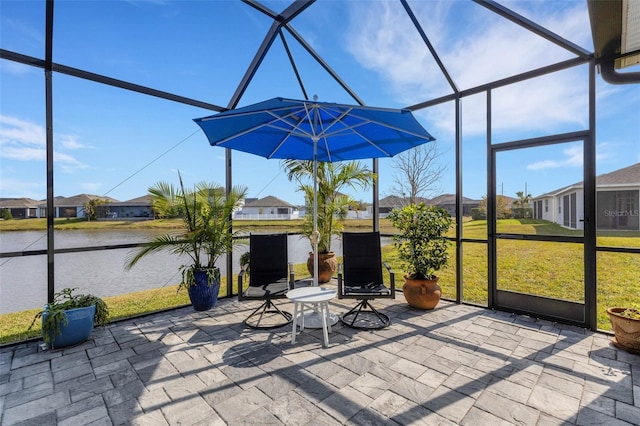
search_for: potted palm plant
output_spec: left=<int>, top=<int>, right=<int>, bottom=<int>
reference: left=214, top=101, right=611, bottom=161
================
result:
left=388, top=202, right=452, bottom=309
left=282, top=160, right=375, bottom=283
left=29, top=287, right=109, bottom=349
left=125, top=172, right=247, bottom=311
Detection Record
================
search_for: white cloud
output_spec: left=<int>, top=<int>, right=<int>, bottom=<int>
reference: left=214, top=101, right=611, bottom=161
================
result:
left=55, top=152, right=87, bottom=167
left=1, top=146, right=45, bottom=161
left=0, top=61, right=34, bottom=76
left=345, top=1, right=592, bottom=136
left=59, top=134, right=91, bottom=150
left=0, top=176, right=43, bottom=199
left=527, top=143, right=583, bottom=170
left=0, top=115, right=88, bottom=168
left=595, top=141, right=615, bottom=162
left=0, top=115, right=45, bottom=147
left=346, top=1, right=450, bottom=100
left=2, top=17, right=43, bottom=44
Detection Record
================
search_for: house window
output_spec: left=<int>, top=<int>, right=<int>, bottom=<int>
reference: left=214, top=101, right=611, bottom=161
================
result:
left=597, top=190, right=640, bottom=230
left=561, top=193, right=577, bottom=228
left=544, top=199, right=548, bottom=213
left=570, top=192, right=577, bottom=228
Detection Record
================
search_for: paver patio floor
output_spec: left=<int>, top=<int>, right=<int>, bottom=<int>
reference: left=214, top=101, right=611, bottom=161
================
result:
left=1, top=291, right=639, bottom=425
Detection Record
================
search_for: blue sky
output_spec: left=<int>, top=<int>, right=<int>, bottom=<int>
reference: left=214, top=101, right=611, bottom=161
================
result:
left=1, top=0, right=639, bottom=206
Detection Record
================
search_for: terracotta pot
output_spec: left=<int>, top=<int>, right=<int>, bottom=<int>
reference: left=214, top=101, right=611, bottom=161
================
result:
left=402, top=275, right=442, bottom=310
left=307, top=252, right=338, bottom=283
left=607, top=307, right=640, bottom=353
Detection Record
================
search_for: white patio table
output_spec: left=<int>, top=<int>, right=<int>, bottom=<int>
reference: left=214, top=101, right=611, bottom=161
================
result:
left=286, top=286, right=337, bottom=348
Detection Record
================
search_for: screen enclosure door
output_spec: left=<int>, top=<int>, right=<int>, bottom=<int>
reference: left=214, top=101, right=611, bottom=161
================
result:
left=490, top=136, right=592, bottom=327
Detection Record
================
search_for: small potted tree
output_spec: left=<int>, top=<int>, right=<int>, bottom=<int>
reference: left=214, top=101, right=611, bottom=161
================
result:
left=282, top=159, right=375, bottom=283
left=125, top=172, right=247, bottom=311
left=30, top=287, right=109, bottom=349
left=388, top=202, right=452, bottom=310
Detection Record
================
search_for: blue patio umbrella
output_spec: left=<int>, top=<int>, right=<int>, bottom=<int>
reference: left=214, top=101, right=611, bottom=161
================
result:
left=194, top=97, right=435, bottom=286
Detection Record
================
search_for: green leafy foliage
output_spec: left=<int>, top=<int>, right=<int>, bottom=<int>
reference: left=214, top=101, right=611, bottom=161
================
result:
left=477, top=195, right=513, bottom=219
left=618, top=308, right=640, bottom=320
left=125, top=171, right=247, bottom=288
left=83, top=198, right=107, bottom=221
left=282, top=160, right=375, bottom=253
left=388, top=203, right=453, bottom=280
left=29, top=287, right=109, bottom=346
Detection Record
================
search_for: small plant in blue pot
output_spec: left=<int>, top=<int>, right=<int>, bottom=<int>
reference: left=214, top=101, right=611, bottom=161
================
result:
left=125, top=171, right=247, bottom=311
left=30, top=287, right=109, bottom=349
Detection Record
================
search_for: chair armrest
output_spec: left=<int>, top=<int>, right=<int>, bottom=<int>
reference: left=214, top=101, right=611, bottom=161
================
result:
left=238, top=266, right=248, bottom=301
left=288, top=262, right=295, bottom=290
left=337, top=263, right=344, bottom=299
left=383, top=262, right=395, bottom=298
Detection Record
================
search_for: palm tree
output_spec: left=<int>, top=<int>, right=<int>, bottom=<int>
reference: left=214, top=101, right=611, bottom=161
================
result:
left=83, top=198, right=106, bottom=221
left=125, top=172, right=248, bottom=287
left=513, top=191, right=532, bottom=219
left=514, top=191, right=532, bottom=208
left=282, top=160, right=375, bottom=253
left=349, top=200, right=368, bottom=219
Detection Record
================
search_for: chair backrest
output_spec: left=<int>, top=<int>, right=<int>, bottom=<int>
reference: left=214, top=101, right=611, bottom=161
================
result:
left=342, top=231, right=383, bottom=286
left=249, top=233, right=289, bottom=287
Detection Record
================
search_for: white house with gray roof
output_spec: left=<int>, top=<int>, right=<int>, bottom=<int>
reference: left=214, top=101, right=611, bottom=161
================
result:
left=0, top=198, right=41, bottom=218
left=0, top=194, right=153, bottom=219
left=236, top=195, right=299, bottom=220
left=35, top=194, right=119, bottom=219
left=533, top=163, right=640, bottom=231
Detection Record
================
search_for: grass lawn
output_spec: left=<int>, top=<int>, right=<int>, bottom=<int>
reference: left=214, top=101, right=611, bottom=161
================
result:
left=1, top=218, right=638, bottom=345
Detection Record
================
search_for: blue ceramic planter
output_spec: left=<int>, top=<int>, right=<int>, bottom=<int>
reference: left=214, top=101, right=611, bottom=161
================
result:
left=188, top=268, right=220, bottom=311
left=42, top=304, right=96, bottom=349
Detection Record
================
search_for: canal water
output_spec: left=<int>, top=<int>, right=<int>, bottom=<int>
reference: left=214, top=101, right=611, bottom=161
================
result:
left=0, top=230, right=347, bottom=314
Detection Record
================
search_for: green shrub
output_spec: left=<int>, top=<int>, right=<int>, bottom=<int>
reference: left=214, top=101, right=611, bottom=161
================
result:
left=471, top=208, right=486, bottom=220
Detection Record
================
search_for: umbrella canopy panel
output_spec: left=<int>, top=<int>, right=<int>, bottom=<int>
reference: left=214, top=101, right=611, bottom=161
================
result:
left=193, top=97, right=435, bottom=162
left=194, top=97, right=436, bottom=287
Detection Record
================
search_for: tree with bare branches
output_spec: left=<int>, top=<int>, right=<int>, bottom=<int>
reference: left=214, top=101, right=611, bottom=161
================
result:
left=388, top=143, right=446, bottom=205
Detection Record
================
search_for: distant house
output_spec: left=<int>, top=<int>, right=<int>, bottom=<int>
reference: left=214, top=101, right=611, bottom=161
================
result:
left=99, top=195, right=154, bottom=219
left=532, top=163, right=640, bottom=231
left=38, top=194, right=119, bottom=218
left=1, top=194, right=153, bottom=219
left=430, top=194, right=481, bottom=217
left=375, top=194, right=479, bottom=217
left=0, top=198, right=40, bottom=218
left=376, top=195, right=430, bottom=217
left=236, top=195, right=299, bottom=220
left=378, top=195, right=407, bottom=216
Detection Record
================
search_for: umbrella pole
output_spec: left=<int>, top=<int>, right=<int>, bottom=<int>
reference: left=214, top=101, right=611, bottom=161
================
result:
left=313, top=136, right=319, bottom=287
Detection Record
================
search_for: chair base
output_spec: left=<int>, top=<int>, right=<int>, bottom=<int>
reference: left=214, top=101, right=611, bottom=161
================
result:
left=340, top=299, right=390, bottom=330
left=244, top=299, right=292, bottom=329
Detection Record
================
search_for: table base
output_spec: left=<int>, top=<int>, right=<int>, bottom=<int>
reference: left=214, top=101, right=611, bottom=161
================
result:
left=296, top=311, right=340, bottom=329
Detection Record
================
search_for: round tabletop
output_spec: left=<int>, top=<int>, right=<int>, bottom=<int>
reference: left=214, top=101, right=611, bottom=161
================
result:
left=286, top=286, right=337, bottom=303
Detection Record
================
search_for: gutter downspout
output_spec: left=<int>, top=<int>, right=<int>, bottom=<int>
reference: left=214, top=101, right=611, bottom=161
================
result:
left=600, top=58, right=640, bottom=84
left=600, top=41, right=640, bottom=84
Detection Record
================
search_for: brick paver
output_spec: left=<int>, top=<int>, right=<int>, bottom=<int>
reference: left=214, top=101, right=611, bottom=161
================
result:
left=1, top=295, right=639, bottom=425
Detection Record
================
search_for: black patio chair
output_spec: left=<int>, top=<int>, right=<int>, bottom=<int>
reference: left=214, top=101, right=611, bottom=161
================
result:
left=338, top=231, right=395, bottom=329
left=238, top=233, right=294, bottom=329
